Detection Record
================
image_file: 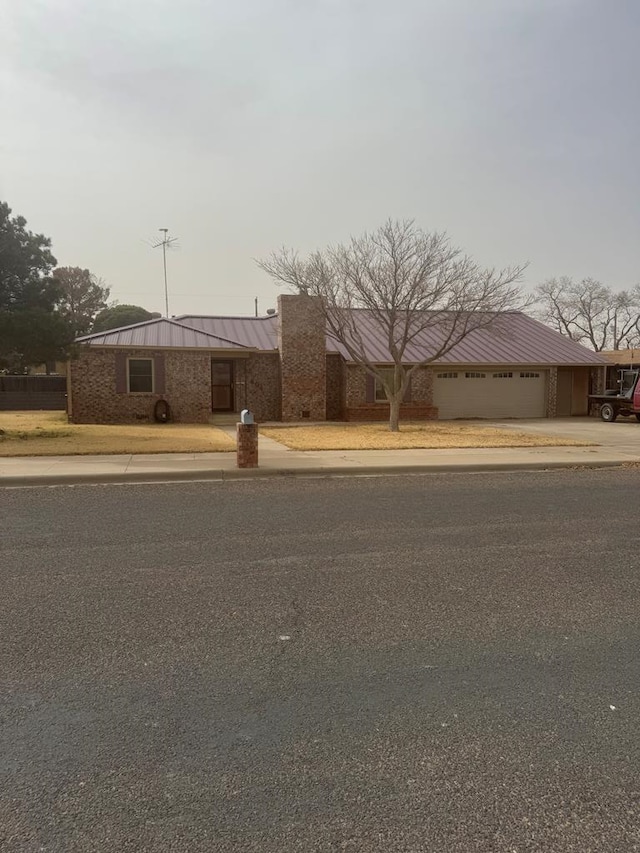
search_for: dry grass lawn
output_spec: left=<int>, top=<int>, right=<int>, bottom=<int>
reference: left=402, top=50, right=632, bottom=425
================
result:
left=261, top=422, right=595, bottom=451
left=0, top=411, right=235, bottom=456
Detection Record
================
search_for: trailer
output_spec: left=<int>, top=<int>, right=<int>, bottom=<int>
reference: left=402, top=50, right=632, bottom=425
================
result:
left=589, top=369, right=640, bottom=422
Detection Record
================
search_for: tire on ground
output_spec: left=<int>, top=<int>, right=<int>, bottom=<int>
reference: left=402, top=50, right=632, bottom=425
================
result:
left=600, top=402, right=617, bottom=422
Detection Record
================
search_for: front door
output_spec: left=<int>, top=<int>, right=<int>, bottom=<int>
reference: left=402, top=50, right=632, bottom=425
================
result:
left=211, top=360, right=234, bottom=411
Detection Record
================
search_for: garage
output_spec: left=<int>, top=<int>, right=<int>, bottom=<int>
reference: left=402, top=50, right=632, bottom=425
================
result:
left=433, top=368, right=547, bottom=419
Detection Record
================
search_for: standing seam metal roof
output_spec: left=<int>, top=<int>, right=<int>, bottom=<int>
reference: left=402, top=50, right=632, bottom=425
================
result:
left=76, top=318, right=249, bottom=349
left=325, top=311, right=607, bottom=366
left=75, top=311, right=607, bottom=366
left=176, top=315, right=279, bottom=350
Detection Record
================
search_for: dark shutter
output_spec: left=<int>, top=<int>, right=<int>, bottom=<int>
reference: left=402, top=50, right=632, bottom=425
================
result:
left=115, top=352, right=127, bottom=393
left=365, top=373, right=376, bottom=403
left=154, top=355, right=166, bottom=394
left=403, top=374, right=412, bottom=403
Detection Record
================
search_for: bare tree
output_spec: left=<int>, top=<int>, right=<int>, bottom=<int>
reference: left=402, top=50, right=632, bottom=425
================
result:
left=536, top=277, right=640, bottom=351
left=258, top=219, right=528, bottom=431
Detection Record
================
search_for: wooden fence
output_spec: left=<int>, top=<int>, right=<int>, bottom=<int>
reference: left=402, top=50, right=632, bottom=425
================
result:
left=0, top=375, right=67, bottom=411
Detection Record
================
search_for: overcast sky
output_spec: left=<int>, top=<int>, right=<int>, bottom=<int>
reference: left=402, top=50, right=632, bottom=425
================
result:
left=1, top=0, right=638, bottom=317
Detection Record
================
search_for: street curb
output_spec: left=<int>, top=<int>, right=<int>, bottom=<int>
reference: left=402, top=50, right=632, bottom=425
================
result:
left=0, top=458, right=628, bottom=487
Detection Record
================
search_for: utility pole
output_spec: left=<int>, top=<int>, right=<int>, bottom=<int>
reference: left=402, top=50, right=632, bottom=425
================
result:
left=254, top=297, right=258, bottom=317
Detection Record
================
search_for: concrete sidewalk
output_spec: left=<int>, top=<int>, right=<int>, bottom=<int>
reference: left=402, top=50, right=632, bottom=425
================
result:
left=2, top=423, right=639, bottom=486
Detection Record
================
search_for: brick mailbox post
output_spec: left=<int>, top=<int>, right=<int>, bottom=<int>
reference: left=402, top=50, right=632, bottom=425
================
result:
left=236, top=409, right=258, bottom=468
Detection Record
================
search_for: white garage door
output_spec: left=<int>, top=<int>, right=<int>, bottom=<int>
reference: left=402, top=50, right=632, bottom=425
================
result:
left=433, top=369, right=547, bottom=419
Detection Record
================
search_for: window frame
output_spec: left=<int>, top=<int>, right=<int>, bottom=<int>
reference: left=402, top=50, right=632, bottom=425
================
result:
left=436, top=372, right=458, bottom=379
left=374, top=367, right=399, bottom=402
left=127, top=357, right=155, bottom=394
left=464, top=371, right=486, bottom=379
left=492, top=372, right=513, bottom=379
left=519, top=371, right=541, bottom=379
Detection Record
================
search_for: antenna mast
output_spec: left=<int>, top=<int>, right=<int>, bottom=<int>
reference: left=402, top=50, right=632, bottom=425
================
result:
left=150, top=228, right=179, bottom=317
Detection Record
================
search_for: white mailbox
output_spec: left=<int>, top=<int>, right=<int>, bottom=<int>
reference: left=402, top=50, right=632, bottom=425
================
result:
left=240, top=409, right=254, bottom=425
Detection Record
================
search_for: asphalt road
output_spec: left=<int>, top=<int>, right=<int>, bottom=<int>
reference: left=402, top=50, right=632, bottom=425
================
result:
left=3, top=470, right=640, bottom=852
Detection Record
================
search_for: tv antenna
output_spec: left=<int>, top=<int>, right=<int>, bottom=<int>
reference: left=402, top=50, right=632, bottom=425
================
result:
left=150, top=228, right=179, bottom=317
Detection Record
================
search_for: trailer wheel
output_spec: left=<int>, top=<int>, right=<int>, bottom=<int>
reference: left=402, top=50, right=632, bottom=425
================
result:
left=600, top=402, right=617, bottom=422
left=635, top=413, right=640, bottom=423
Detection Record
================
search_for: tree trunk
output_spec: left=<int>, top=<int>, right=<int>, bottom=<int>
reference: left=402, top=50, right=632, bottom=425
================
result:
left=389, top=396, right=401, bottom=432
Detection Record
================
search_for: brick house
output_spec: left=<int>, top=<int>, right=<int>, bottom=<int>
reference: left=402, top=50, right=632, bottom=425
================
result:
left=68, top=294, right=606, bottom=424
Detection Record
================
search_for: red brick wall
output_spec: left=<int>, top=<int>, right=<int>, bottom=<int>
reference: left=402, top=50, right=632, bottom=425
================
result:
left=278, top=294, right=326, bottom=421
left=345, top=364, right=367, bottom=409
left=346, top=404, right=438, bottom=421
left=547, top=367, right=557, bottom=418
left=244, top=353, right=281, bottom=422
left=411, top=367, right=433, bottom=403
left=69, top=348, right=212, bottom=424
left=69, top=325, right=444, bottom=426
left=344, top=364, right=437, bottom=420
left=236, top=423, right=259, bottom=468
left=326, top=353, right=345, bottom=420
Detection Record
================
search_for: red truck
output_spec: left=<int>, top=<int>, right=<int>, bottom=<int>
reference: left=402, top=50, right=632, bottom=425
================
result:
left=589, top=369, right=640, bottom=422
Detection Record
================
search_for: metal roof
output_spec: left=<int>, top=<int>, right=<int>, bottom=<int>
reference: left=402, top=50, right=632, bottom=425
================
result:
left=76, top=318, right=249, bottom=349
left=176, top=315, right=279, bottom=350
left=76, top=310, right=607, bottom=366
left=326, top=311, right=608, bottom=366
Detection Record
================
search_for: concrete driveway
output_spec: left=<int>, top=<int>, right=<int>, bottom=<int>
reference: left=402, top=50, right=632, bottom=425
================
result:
left=490, top=416, right=640, bottom=457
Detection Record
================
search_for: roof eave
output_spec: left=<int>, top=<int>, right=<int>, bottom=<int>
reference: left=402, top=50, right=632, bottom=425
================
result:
left=78, top=343, right=256, bottom=355
left=339, top=357, right=606, bottom=367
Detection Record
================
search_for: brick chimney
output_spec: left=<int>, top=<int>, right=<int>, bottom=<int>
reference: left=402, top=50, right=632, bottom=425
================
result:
left=277, top=294, right=326, bottom=421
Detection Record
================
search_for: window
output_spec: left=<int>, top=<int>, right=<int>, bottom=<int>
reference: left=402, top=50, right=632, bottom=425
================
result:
left=128, top=358, right=154, bottom=393
left=493, top=372, right=513, bottom=379
left=436, top=372, right=458, bottom=379
left=520, top=371, right=540, bottom=379
left=375, top=368, right=397, bottom=401
left=465, top=372, right=486, bottom=379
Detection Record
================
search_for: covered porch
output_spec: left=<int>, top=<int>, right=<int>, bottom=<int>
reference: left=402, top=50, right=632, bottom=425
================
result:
left=210, top=353, right=282, bottom=423
left=210, top=357, right=248, bottom=416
